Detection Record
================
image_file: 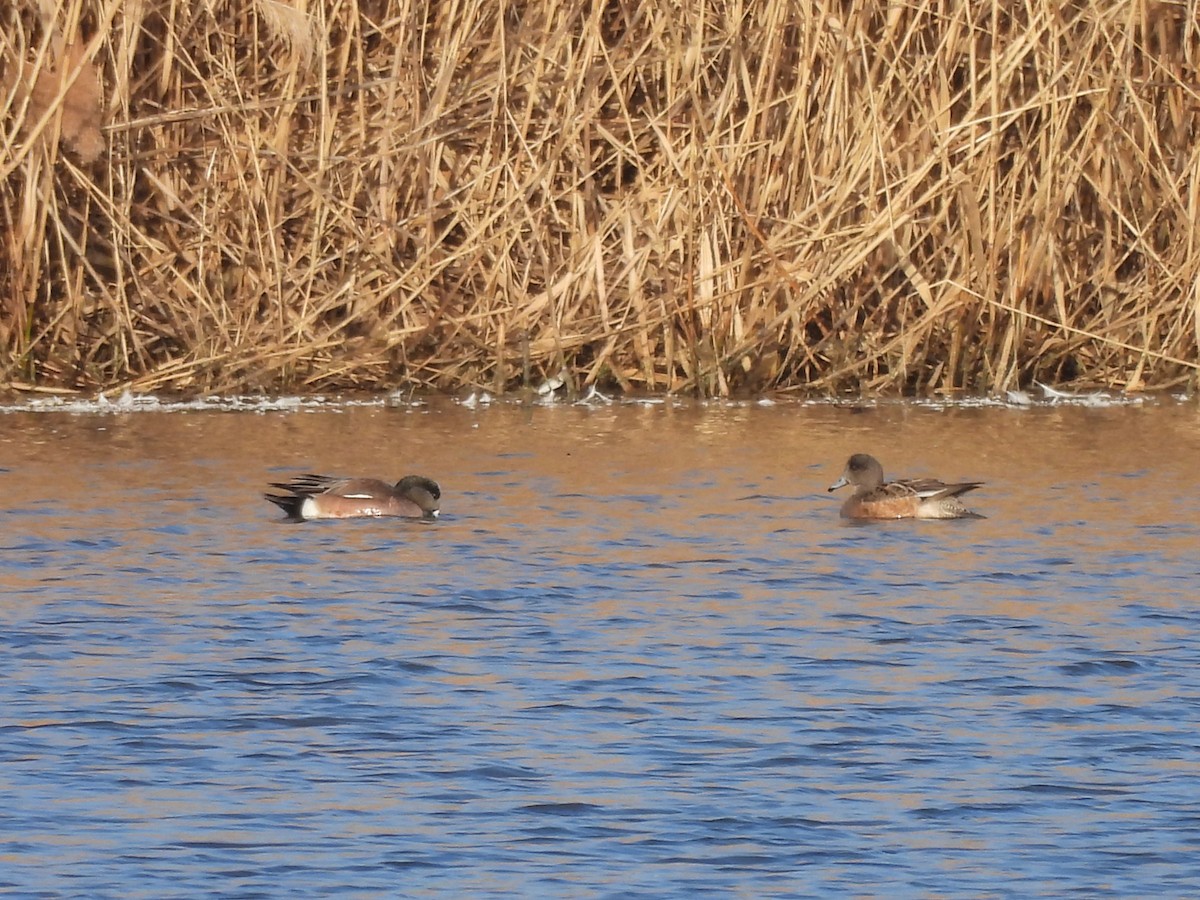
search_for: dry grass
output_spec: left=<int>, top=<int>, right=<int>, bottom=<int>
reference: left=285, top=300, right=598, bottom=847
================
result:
left=2, top=0, right=1199, bottom=396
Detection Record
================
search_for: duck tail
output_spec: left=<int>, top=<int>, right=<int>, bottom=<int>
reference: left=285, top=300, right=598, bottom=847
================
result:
left=939, top=481, right=984, bottom=498
left=264, top=492, right=305, bottom=519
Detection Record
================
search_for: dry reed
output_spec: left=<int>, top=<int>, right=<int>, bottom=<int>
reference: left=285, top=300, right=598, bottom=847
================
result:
left=1, top=0, right=1198, bottom=396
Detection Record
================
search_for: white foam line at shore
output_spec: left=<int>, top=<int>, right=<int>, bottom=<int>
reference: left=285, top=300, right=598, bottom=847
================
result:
left=0, top=386, right=1178, bottom=414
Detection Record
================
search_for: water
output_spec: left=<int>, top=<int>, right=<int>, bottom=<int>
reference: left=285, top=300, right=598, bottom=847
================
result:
left=2, top=396, right=1199, bottom=897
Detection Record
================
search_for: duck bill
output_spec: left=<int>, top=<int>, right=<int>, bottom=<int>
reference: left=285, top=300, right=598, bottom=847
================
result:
left=828, top=475, right=849, bottom=492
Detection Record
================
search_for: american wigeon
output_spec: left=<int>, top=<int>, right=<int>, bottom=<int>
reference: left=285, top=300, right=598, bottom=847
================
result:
left=827, top=453, right=984, bottom=520
left=265, top=474, right=441, bottom=521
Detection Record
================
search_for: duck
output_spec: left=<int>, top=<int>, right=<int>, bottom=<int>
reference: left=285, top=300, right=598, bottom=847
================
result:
left=828, top=453, right=984, bottom=519
left=265, top=474, right=441, bottom=521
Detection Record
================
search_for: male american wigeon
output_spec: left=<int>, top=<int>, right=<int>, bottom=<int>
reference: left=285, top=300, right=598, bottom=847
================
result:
left=265, top=474, right=441, bottom=521
left=827, top=453, right=984, bottom=520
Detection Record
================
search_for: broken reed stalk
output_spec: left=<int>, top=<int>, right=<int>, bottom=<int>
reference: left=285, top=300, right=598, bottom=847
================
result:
left=1, top=0, right=1198, bottom=397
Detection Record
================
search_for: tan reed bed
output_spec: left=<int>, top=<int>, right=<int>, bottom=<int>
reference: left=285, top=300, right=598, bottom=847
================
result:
left=2, top=0, right=1198, bottom=397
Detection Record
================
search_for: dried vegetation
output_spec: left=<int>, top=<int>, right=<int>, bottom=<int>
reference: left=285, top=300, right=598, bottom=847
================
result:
left=2, top=0, right=1199, bottom=396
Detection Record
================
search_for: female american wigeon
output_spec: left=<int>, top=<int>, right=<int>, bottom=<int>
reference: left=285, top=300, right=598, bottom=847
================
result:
left=827, top=453, right=984, bottom=520
left=265, top=474, right=441, bottom=521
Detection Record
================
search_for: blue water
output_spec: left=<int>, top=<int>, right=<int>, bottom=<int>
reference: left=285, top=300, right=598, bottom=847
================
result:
left=2, top=399, right=1199, bottom=896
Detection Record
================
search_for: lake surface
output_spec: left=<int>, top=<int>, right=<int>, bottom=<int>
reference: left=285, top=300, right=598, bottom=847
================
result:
left=2, top=393, right=1199, bottom=897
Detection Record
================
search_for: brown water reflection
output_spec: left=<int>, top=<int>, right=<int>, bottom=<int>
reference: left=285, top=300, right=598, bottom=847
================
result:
left=2, top=399, right=1198, bottom=644
left=1, top=401, right=1197, bottom=669
left=3, top=397, right=1198, bottom=523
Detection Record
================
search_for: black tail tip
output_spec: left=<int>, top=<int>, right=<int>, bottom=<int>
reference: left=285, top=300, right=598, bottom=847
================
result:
left=264, top=493, right=304, bottom=519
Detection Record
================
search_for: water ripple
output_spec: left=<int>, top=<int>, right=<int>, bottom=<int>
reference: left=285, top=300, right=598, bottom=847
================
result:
left=2, top=404, right=1200, bottom=896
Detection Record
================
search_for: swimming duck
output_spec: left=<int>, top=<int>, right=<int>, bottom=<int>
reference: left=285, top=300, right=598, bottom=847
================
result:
left=828, top=454, right=984, bottom=519
left=265, top=474, right=441, bottom=521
